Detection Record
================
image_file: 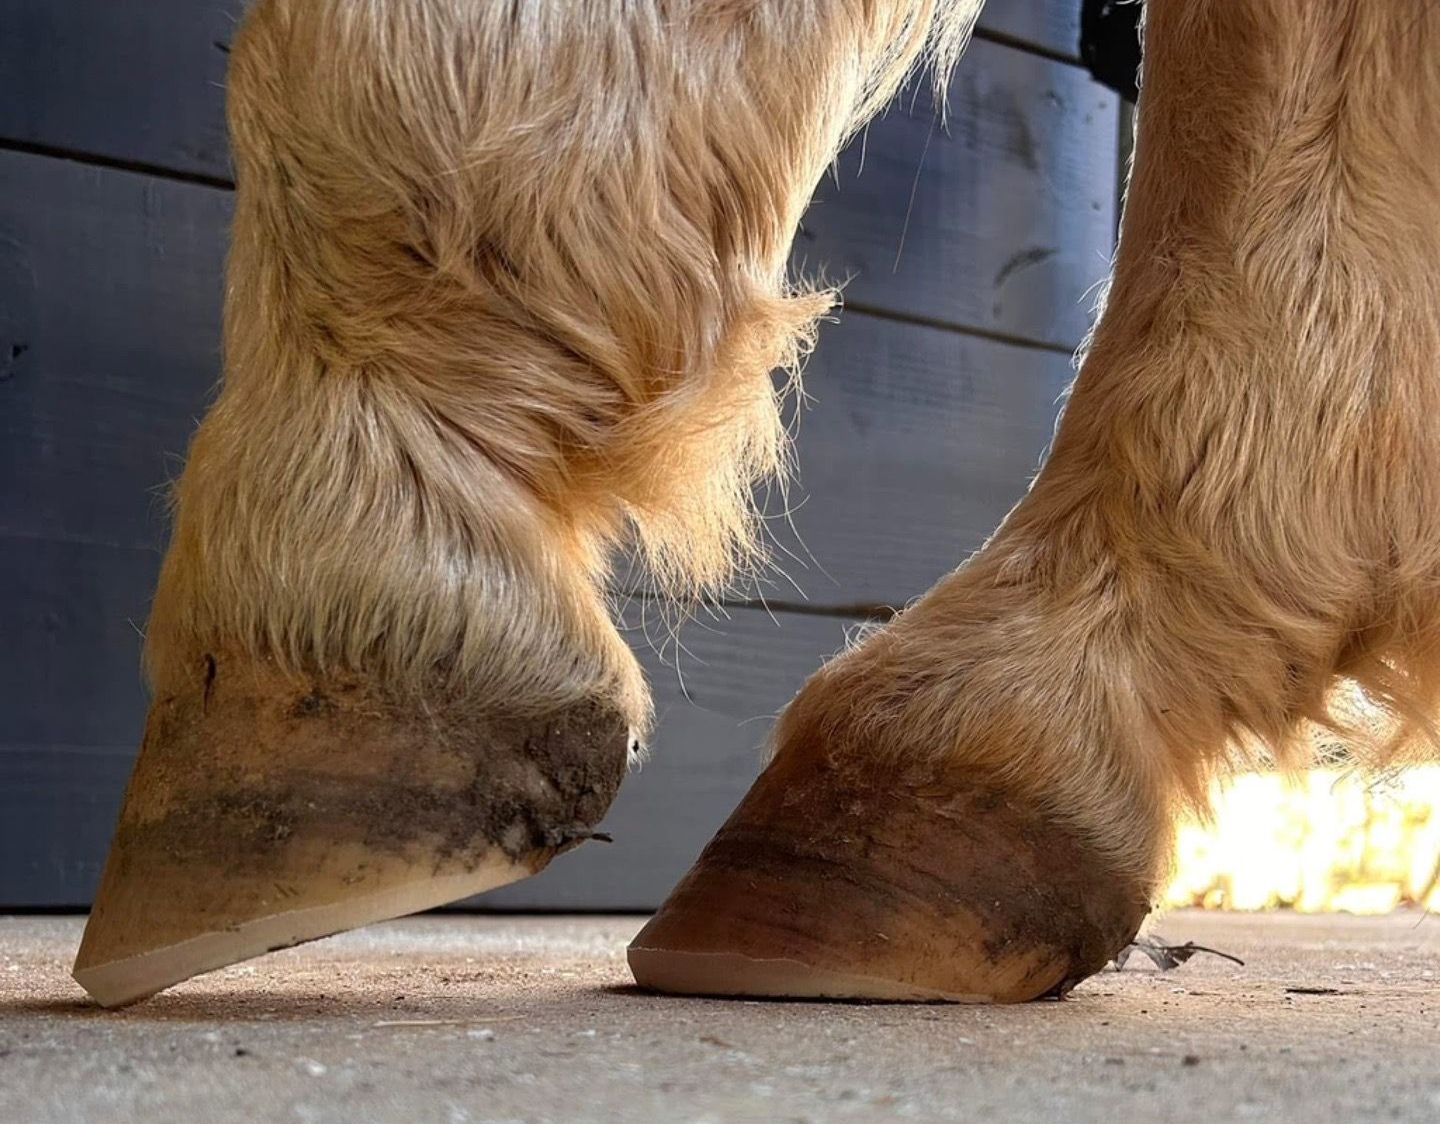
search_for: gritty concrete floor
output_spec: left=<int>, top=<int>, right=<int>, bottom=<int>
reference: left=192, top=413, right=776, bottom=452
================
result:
left=1, top=911, right=1437, bottom=1124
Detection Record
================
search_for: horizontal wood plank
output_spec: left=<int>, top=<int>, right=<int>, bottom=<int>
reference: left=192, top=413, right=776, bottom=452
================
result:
left=801, top=37, right=1118, bottom=349
left=0, top=151, right=227, bottom=554
left=775, top=309, right=1072, bottom=608
left=977, top=0, right=1082, bottom=60
left=0, top=0, right=237, bottom=180
left=0, top=744, right=138, bottom=909
left=0, top=538, right=154, bottom=751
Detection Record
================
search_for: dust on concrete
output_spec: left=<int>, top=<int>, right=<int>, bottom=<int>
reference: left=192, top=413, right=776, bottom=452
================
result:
left=3, top=911, right=1438, bottom=1124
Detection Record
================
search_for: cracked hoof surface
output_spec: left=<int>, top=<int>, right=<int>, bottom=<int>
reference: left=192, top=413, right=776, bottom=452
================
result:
left=74, top=652, right=630, bottom=1008
left=629, top=746, right=1149, bottom=1003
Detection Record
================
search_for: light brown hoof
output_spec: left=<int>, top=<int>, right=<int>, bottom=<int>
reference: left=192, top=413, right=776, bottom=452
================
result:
left=628, top=747, right=1149, bottom=1003
left=74, top=652, right=630, bottom=1008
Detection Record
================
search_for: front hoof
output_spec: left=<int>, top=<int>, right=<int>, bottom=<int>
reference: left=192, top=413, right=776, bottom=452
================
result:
left=629, top=746, right=1149, bottom=1002
left=74, top=652, right=631, bottom=1007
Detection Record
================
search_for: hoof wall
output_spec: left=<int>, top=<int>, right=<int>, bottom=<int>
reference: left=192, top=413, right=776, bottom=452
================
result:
left=74, top=653, right=630, bottom=1007
left=629, top=749, right=1149, bottom=1003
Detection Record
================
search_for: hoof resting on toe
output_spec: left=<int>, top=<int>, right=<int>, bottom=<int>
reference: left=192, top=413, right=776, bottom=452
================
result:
left=74, top=653, right=630, bottom=1008
left=628, top=747, right=1149, bottom=1003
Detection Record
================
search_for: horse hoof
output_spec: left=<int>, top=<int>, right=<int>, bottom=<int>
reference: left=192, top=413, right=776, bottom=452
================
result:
left=73, top=651, right=630, bottom=1007
left=628, top=743, right=1149, bottom=1003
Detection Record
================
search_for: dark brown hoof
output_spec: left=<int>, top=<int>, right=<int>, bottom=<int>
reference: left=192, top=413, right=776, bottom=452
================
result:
left=628, top=746, right=1149, bottom=1002
left=74, top=652, right=630, bottom=1007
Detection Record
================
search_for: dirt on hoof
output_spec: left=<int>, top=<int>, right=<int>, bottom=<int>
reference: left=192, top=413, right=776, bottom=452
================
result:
left=629, top=745, right=1150, bottom=1002
left=125, top=656, right=629, bottom=874
left=74, top=651, right=631, bottom=1007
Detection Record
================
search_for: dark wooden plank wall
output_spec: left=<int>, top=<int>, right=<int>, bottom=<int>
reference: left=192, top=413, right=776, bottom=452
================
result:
left=979, top=0, right=1082, bottom=60
left=804, top=41, right=1117, bottom=350
left=0, top=1, right=1119, bottom=908
left=0, top=2, right=1084, bottom=183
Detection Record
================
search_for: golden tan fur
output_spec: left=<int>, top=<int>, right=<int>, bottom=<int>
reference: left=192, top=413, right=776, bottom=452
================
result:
left=151, top=0, right=1440, bottom=904
left=147, top=0, right=978, bottom=733
left=778, top=0, right=1440, bottom=889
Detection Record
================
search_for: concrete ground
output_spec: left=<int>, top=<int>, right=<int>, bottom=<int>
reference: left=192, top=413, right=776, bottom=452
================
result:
left=1, top=912, right=1437, bottom=1123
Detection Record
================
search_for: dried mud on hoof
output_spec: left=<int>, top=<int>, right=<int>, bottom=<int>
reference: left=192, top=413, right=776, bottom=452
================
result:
left=628, top=748, right=1149, bottom=1003
left=73, top=652, right=630, bottom=1008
